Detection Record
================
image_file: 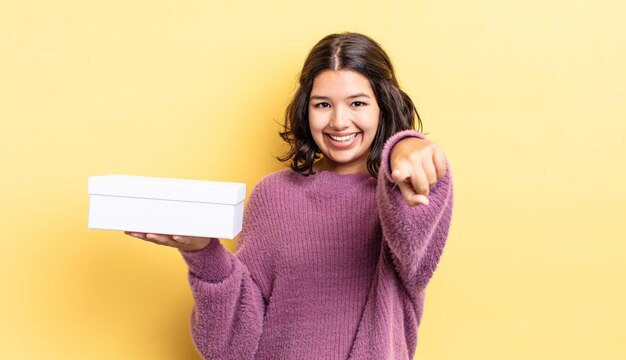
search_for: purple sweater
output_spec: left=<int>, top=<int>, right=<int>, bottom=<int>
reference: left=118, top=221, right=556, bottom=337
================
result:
left=180, top=130, right=454, bottom=359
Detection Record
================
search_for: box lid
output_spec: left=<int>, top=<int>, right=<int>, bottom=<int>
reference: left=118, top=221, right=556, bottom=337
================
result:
left=88, top=175, right=246, bottom=205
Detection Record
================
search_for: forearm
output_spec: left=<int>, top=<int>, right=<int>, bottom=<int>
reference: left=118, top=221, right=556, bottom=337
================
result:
left=377, top=130, right=455, bottom=295
left=180, top=241, right=265, bottom=359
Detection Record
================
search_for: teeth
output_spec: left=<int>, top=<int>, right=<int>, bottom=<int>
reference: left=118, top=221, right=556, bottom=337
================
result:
left=329, top=133, right=356, bottom=142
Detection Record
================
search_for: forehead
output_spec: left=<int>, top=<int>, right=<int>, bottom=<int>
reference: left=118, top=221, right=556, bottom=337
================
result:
left=310, top=69, right=374, bottom=97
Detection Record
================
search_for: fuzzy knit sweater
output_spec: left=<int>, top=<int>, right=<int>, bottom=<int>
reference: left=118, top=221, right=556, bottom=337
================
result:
left=180, top=130, right=454, bottom=360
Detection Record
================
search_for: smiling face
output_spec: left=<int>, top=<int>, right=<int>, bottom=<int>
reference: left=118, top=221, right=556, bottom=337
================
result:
left=308, top=69, right=380, bottom=174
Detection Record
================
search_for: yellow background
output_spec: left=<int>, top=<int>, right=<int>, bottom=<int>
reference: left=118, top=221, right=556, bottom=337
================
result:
left=1, top=0, right=624, bottom=359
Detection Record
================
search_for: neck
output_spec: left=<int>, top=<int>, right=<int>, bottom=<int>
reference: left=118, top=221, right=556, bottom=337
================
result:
left=313, top=157, right=369, bottom=175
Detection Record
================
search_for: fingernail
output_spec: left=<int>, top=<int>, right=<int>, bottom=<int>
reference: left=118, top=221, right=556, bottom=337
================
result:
left=413, top=195, right=429, bottom=206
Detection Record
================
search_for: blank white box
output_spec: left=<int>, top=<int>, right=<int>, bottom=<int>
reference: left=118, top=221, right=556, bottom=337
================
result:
left=88, top=175, right=246, bottom=239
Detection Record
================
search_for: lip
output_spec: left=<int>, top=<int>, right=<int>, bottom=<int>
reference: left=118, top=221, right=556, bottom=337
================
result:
left=325, top=132, right=359, bottom=149
left=326, top=132, right=358, bottom=137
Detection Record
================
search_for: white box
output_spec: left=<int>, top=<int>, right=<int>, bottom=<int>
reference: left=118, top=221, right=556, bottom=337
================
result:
left=88, top=175, right=246, bottom=239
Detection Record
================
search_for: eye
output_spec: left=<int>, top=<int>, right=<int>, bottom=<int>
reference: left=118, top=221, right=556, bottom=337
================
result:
left=314, top=102, right=331, bottom=108
left=351, top=101, right=366, bottom=107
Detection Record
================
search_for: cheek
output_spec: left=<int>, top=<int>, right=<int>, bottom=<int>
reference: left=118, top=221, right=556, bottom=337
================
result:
left=308, top=111, right=330, bottom=133
left=356, top=109, right=380, bottom=134
left=308, top=114, right=326, bottom=145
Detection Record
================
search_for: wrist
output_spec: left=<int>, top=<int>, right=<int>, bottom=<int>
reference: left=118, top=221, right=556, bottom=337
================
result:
left=179, top=238, right=212, bottom=252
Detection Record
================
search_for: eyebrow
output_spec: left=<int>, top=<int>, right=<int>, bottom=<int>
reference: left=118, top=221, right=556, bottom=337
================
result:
left=309, top=93, right=372, bottom=100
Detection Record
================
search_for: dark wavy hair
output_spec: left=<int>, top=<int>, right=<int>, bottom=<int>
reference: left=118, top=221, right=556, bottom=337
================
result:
left=277, top=32, right=423, bottom=177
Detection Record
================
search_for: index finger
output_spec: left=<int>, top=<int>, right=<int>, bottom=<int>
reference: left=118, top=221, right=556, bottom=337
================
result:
left=408, top=162, right=430, bottom=197
left=125, top=231, right=147, bottom=240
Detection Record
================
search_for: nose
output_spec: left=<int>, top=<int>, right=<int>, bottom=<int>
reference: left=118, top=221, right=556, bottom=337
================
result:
left=330, top=105, right=350, bottom=130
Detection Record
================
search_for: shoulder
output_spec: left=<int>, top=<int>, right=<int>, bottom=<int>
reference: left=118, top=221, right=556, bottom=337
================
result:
left=247, top=168, right=303, bottom=202
left=243, top=168, right=311, bottom=219
left=253, top=167, right=312, bottom=193
left=254, top=168, right=291, bottom=190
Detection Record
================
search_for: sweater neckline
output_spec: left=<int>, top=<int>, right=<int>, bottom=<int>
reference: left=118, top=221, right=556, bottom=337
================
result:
left=310, top=169, right=374, bottom=185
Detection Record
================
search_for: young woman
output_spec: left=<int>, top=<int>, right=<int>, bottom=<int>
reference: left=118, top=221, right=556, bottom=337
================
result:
left=127, top=32, right=454, bottom=359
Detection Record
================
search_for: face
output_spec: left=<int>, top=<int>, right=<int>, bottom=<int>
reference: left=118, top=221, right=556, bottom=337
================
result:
left=308, top=69, right=380, bottom=174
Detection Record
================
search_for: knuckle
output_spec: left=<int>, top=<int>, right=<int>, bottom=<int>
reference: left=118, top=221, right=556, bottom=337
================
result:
left=407, top=152, right=422, bottom=162
left=394, top=159, right=411, bottom=170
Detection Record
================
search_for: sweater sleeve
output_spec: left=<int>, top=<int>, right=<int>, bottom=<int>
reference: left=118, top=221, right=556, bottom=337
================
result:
left=376, top=129, right=454, bottom=298
left=179, top=188, right=267, bottom=359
